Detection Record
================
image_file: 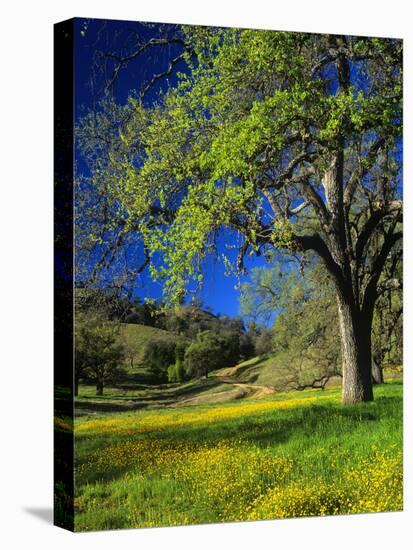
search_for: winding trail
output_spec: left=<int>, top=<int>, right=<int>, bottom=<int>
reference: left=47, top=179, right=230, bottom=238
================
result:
left=215, top=368, right=276, bottom=399
left=176, top=365, right=276, bottom=407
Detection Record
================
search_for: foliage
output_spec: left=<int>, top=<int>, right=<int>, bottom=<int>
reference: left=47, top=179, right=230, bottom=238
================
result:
left=241, top=258, right=341, bottom=387
left=75, top=314, right=126, bottom=395
left=167, top=359, right=186, bottom=383
left=254, top=329, right=274, bottom=357
left=143, top=338, right=178, bottom=382
left=372, top=249, right=403, bottom=371
left=272, top=264, right=341, bottom=387
left=184, top=330, right=222, bottom=378
left=77, top=26, right=402, bottom=403
left=119, top=322, right=179, bottom=370
left=77, top=29, right=401, bottom=302
left=238, top=331, right=256, bottom=359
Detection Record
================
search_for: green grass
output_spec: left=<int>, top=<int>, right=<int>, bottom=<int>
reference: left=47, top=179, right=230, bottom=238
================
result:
left=220, top=353, right=401, bottom=388
left=75, top=376, right=238, bottom=416
left=73, top=380, right=403, bottom=531
left=223, top=353, right=339, bottom=387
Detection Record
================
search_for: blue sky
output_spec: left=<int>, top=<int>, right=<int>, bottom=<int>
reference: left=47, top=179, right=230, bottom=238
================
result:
left=74, top=17, right=270, bottom=321
left=74, top=18, right=402, bottom=323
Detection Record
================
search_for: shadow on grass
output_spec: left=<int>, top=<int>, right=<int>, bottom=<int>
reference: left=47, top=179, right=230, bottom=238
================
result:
left=75, top=389, right=402, bottom=487
left=75, top=378, right=225, bottom=415
left=75, top=407, right=339, bottom=486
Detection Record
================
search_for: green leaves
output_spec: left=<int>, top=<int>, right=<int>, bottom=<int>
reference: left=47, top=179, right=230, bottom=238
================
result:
left=77, top=27, right=402, bottom=308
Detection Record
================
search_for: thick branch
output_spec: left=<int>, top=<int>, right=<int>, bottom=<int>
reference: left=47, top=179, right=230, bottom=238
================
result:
left=355, top=199, right=402, bottom=263
left=291, top=372, right=342, bottom=391
left=344, top=137, right=386, bottom=206
left=362, top=230, right=402, bottom=314
left=293, top=233, right=345, bottom=287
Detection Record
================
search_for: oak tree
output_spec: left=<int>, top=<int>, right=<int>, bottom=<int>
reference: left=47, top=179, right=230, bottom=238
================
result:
left=77, top=27, right=402, bottom=404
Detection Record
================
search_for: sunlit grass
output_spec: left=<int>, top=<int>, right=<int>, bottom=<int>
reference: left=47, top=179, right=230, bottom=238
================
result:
left=73, top=381, right=402, bottom=531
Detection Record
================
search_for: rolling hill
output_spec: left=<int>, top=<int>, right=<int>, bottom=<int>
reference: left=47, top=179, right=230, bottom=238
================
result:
left=119, top=323, right=184, bottom=369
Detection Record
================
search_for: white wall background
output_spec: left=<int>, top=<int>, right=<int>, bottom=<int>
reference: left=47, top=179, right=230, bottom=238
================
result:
left=0, top=1, right=411, bottom=548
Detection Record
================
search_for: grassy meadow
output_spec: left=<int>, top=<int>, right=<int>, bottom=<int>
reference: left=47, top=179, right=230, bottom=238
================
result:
left=73, top=379, right=402, bottom=531
left=68, top=21, right=404, bottom=535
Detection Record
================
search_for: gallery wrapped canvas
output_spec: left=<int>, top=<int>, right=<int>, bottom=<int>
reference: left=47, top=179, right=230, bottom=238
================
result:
left=54, top=17, right=403, bottom=532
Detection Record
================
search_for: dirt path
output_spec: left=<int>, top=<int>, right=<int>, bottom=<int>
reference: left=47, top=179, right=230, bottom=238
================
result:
left=231, top=382, right=275, bottom=398
left=216, top=373, right=276, bottom=399
left=214, top=363, right=276, bottom=398
left=176, top=367, right=276, bottom=407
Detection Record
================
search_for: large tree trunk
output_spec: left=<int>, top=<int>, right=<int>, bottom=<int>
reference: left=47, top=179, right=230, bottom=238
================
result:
left=337, top=295, right=374, bottom=404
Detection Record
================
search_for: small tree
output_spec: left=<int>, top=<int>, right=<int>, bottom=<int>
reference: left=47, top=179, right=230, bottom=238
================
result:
left=143, top=338, right=176, bottom=382
left=167, top=359, right=186, bottom=383
left=184, top=331, right=222, bottom=379
left=242, top=259, right=341, bottom=388
left=75, top=316, right=126, bottom=396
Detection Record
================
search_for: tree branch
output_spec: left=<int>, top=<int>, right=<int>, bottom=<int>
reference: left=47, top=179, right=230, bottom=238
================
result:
left=355, top=199, right=402, bottom=263
left=362, top=230, right=402, bottom=314
left=138, top=52, right=187, bottom=100
left=103, top=37, right=187, bottom=94
left=290, top=372, right=342, bottom=391
left=293, top=233, right=345, bottom=287
left=344, top=136, right=386, bottom=206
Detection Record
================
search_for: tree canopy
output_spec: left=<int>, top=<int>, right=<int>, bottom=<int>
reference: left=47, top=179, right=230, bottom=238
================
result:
left=77, top=26, right=402, bottom=403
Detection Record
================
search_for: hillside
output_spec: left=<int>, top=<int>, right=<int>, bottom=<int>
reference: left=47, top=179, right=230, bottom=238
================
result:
left=214, top=354, right=320, bottom=389
left=119, top=323, right=183, bottom=368
left=216, top=353, right=400, bottom=390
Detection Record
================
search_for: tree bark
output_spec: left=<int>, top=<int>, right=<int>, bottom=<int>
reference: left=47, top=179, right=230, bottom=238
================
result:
left=96, top=379, right=104, bottom=396
left=372, top=354, right=384, bottom=384
left=337, top=294, right=374, bottom=404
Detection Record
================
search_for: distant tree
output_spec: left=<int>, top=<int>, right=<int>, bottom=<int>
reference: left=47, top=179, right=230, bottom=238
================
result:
left=74, top=328, right=89, bottom=397
left=239, top=331, right=256, bottom=360
left=75, top=315, right=126, bottom=395
left=184, top=331, right=222, bottom=378
left=255, top=329, right=274, bottom=357
left=143, top=338, right=177, bottom=382
left=371, top=248, right=402, bottom=383
left=242, top=259, right=341, bottom=388
left=240, top=266, right=286, bottom=325
left=167, top=358, right=186, bottom=383
left=164, top=308, right=190, bottom=335
left=272, top=275, right=342, bottom=391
